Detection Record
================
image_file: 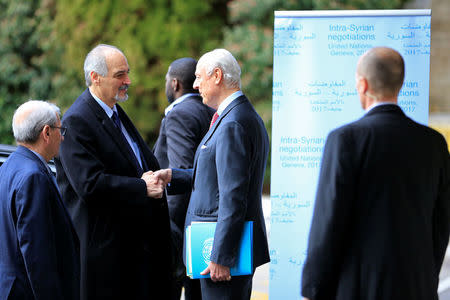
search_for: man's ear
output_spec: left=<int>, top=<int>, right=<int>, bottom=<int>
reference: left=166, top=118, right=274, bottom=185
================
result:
left=172, top=78, right=179, bottom=91
left=91, top=71, right=100, bottom=85
left=42, top=125, right=51, bottom=141
left=213, top=67, right=223, bottom=85
left=358, top=77, right=369, bottom=94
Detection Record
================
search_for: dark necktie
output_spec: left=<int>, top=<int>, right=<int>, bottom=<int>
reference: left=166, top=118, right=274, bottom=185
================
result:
left=111, top=111, right=148, bottom=171
left=112, top=111, right=122, bottom=129
left=209, top=112, right=219, bottom=129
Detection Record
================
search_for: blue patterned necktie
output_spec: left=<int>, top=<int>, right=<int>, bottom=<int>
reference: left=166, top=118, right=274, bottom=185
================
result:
left=112, top=111, right=121, bottom=129
left=111, top=111, right=148, bottom=171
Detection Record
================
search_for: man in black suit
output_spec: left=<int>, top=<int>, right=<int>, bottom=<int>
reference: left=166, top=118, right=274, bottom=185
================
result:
left=154, top=57, right=214, bottom=300
left=55, top=44, right=173, bottom=300
left=0, top=100, right=79, bottom=300
left=301, top=47, right=450, bottom=300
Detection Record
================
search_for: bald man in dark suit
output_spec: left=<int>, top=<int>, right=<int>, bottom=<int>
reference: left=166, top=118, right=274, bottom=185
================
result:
left=301, top=47, right=450, bottom=300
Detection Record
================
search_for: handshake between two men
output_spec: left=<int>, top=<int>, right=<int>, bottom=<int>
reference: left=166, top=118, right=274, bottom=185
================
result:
left=141, top=167, right=234, bottom=283
left=140, top=169, right=172, bottom=198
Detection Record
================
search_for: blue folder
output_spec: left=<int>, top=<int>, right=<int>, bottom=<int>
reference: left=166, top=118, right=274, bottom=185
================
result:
left=186, top=221, right=253, bottom=279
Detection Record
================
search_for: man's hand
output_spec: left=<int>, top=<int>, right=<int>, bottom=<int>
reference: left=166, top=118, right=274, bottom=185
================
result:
left=153, top=168, right=172, bottom=186
left=141, top=171, right=164, bottom=198
left=200, top=261, right=231, bottom=282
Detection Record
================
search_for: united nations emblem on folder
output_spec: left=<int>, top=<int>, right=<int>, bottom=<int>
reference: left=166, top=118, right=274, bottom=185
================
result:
left=186, top=221, right=253, bottom=279
left=202, top=237, right=214, bottom=264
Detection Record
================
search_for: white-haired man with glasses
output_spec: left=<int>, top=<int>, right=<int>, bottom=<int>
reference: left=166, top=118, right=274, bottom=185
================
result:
left=0, top=100, right=80, bottom=300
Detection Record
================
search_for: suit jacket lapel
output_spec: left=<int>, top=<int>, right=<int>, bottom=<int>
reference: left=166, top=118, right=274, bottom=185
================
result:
left=83, top=92, right=143, bottom=174
left=116, top=105, right=160, bottom=172
left=201, top=95, right=247, bottom=145
left=191, top=95, right=247, bottom=187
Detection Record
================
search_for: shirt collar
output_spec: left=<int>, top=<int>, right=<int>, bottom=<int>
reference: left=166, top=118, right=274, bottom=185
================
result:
left=164, top=93, right=200, bottom=116
left=365, top=101, right=398, bottom=113
left=89, top=89, right=117, bottom=118
left=217, top=90, right=243, bottom=116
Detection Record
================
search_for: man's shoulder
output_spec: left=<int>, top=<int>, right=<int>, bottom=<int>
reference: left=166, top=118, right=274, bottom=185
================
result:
left=329, top=111, right=448, bottom=149
left=332, top=110, right=385, bottom=134
left=1, top=151, right=46, bottom=183
left=228, top=94, right=254, bottom=114
left=169, top=95, right=214, bottom=118
left=182, top=94, right=202, bottom=102
left=218, top=102, right=268, bottom=143
left=325, top=119, right=364, bottom=144
left=63, top=90, right=96, bottom=122
left=173, top=95, right=207, bottom=110
left=224, top=95, right=262, bottom=124
left=416, top=122, right=449, bottom=149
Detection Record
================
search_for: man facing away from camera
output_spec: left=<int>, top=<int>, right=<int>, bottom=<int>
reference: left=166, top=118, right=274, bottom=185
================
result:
left=301, top=47, right=450, bottom=300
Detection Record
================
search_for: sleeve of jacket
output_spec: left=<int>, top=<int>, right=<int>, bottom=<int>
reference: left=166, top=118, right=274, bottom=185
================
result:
left=301, top=129, right=356, bottom=299
left=165, top=108, right=200, bottom=169
left=167, top=168, right=194, bottom=195
left=58, top=113, right=148, bottom=206
left=16, top=172, right=65, bottom=300
left=432, top=135, right=450, bottom=276
left=210, top=121, right=251, bottom=267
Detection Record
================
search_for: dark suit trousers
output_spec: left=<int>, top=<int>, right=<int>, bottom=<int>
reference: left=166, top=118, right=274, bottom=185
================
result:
left=171, top=277, right=202, bottom=300
left=199, top=274, right=253, bottom=300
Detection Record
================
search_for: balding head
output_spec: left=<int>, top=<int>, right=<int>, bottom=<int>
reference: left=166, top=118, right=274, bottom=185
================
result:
left=357, top=47, right=405, bottom=100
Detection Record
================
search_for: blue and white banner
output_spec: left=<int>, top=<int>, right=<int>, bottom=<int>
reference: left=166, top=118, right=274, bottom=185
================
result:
left=270, top=9, right=431, bottom=299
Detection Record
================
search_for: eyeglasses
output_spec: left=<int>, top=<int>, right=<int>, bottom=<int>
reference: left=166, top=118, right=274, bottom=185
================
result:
left=51, top=126, right=67, bottom=136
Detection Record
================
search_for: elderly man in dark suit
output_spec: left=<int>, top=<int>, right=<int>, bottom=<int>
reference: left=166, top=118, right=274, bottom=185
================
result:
left=301, top=47, right=450, bottom=300
left=154, top=57, right=214, bottom=300
left=55, top=44, right=173, bottom=300
left=155, top=48, right=270, bottom=300
left=0, top=100, right=79, bottom=300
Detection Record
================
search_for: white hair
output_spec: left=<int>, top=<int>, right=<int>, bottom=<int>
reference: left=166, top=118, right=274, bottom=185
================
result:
left=84, top=44, right=125, bottom=87
left=12, top=100, right=60, bottom=144
left=197, top=49, right=241, bottom=89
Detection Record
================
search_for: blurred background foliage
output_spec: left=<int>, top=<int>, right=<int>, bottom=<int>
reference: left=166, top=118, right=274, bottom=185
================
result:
left=0, top=0, right=417, bottom=188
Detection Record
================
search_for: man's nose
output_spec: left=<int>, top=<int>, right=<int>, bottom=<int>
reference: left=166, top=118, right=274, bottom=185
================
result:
left=124, top=74, right=131, bottom=85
